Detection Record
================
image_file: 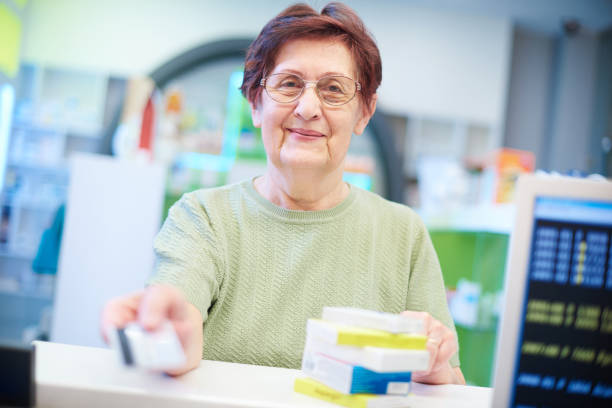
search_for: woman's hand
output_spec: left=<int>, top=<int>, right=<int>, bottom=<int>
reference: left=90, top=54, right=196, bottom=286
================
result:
left=400, top=310, right=465, bottom=385
left=100, top=285, right=204, bottom=376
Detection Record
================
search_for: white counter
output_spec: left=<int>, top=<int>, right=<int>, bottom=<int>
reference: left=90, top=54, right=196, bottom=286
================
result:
left=34, top=341, right=492, bottom=408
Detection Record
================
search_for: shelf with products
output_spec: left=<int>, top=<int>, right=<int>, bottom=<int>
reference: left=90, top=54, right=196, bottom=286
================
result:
left=0, top=250, right=54, bottom=299
left=0, top=284, right=54, bottom=343
left=401, top=115, right=522, bottom=387
left=0, top=247, right=34, bottom=260
left=430, top=229, right=509, bottom=387
left=0, top=286, right=54, bottom=302
left=2, top=201, right=61, bottom=213
left=403, top=114, right=500, bottom=179
left=0, top=63, right=116, bottom=345
left=1, top=176, right=65, bottom=258
left=0, top=63, right=108, bottom=262
left=420, top=203, right=516, bottom=234
left=6, top=161, right=69, bottom=174
left=411, top=150, right=529, bottom=388
left=7, top=124, right=68, bottom=168
left=14, top=63, right=107, bottom=137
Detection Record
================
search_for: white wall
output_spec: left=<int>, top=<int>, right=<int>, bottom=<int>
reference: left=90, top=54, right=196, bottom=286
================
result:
left=503, top=28, right=555, bottom=166
left=366, top=5, right=512, bottom=124
left=548, top=33, right=599, bottom=173
left=20, top=0, right=512, bottom=126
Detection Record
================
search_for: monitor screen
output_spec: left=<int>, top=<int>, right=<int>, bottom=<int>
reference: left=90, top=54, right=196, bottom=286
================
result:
left=510, top=196, right=612, bottom=407
left=0, top=343, right=34, bottom=407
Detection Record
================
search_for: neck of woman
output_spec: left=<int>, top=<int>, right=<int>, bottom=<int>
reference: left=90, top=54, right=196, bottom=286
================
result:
left=254, top=165, right=350, bottom=211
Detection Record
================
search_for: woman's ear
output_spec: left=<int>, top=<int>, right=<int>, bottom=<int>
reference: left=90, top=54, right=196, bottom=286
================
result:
left=353, top=94, right=378, bottom=135
left=249, top=101, right=262, bottom=128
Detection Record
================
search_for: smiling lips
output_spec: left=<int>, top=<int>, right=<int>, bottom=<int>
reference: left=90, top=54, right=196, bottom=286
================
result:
left=288, top=128, right=326, bottom=138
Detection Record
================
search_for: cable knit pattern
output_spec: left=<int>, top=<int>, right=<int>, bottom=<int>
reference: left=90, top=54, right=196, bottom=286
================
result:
left=149, top=178, right=460, bottom=369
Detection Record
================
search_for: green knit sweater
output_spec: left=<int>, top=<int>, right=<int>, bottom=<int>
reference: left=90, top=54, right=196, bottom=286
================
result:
left=150, top=178, right=460, bottom=369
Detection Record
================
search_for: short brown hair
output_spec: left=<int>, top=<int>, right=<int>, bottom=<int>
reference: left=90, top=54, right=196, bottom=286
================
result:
left=240, top=2, right=382, bottom=112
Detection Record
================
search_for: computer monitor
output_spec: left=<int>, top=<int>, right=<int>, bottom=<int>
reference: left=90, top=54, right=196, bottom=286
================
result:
left=0, top=343, right=35, bottom=407
left=492, top=174, right=612, bottom=408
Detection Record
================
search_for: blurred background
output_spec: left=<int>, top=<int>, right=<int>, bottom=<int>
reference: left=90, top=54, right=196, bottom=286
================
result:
left=0, top=0, right=611, bottom=387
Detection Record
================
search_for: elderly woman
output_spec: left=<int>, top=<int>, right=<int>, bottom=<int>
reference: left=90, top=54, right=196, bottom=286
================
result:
left=102, top=2, right=465, bottom=385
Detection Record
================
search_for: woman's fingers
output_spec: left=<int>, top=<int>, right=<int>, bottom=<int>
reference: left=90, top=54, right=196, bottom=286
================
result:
left=424, top=321, right=445, bottom=374
left=400, top=310, right=457, bottom=374
left=433, top=330, right=457, bottom=372
left=425, top=336, right=441, bottom=373
left=400, top=310, right=431, bottom=334
left=138, top=285, right=187, bottom=331
left=100, top=290, right=144, bottom=343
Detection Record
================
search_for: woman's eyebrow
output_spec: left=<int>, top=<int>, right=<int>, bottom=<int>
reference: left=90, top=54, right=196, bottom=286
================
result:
left=271, top=68, right=351, bottom=78
left=318, top=71, right=350, bottom=77
left=271, top=68, right=303, bottom=75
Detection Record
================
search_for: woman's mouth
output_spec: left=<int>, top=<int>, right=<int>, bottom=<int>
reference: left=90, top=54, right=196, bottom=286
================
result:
left=287, top=128, right=326, bottom=138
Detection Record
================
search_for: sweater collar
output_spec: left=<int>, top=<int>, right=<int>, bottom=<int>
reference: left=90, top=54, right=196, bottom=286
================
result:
left=242, top=177, right=358, bottom=223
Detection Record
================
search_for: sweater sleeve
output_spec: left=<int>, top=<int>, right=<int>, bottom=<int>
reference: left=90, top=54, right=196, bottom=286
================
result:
left=148, top=193, right=222, bottom=323
left=405, top=216, right=461, bottom=367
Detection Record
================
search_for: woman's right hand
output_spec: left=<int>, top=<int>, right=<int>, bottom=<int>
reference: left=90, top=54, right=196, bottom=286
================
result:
left=100, top=284, right=204, bottom=376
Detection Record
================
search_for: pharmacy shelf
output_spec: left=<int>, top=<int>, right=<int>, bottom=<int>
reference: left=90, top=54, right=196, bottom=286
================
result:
left=0, top=287, right=53, bottom=302
left=6, top=162, right=68, bottom=174
left=419, top=203, right=516, bottom=234
left=0, top=248, right=34, bottom=260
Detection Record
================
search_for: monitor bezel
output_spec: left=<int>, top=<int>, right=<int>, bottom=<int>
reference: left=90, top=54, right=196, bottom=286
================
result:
left=491, top=174, right=612, bottom=407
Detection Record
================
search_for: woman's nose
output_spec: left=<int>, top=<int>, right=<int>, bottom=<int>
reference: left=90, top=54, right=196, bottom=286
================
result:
left=293, top=85, right=322, bottom=120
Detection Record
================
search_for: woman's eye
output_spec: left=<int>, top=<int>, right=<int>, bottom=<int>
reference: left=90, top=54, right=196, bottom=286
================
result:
left=323, top=83, right=344, bottom=94
left=277, top=76, right=302, bottom=88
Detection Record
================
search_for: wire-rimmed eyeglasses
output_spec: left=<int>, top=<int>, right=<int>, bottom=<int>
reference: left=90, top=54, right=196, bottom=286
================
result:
left=260, top=73, right=361, bottom=106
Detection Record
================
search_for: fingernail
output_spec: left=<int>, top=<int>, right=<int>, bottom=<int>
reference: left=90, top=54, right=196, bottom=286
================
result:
left=141, top=316, right=156, bottom=330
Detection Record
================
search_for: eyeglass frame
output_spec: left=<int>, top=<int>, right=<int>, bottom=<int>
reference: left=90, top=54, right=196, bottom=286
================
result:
left=259, top=73, right=362, bottom=106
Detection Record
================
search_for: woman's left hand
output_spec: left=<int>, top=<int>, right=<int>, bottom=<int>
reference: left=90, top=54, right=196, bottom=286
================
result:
left=400, top=310, right=465, bottom=385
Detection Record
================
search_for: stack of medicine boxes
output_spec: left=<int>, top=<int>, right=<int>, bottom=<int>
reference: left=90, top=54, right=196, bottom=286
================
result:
left=294, top=307, right=429, bottom=408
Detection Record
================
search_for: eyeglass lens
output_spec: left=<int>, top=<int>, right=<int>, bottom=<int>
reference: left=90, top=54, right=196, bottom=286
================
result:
left=265, top=73, right=357, bottom=105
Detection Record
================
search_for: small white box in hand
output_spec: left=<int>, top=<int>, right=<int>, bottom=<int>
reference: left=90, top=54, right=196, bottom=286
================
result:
left=305, top=335, right=429, bottom=373
left=301, top=349, right=412, bottom=395
left=110, top=321, right=186, bottom=371
left=322, top=307, right=424, bottom=334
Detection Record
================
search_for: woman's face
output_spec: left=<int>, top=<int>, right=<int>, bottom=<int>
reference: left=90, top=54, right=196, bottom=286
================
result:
left=250, top=38, right=376, bottom=176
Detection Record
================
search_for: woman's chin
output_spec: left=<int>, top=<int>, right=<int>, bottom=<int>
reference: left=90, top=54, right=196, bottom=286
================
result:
left=278, top=152, right=330, bottom=172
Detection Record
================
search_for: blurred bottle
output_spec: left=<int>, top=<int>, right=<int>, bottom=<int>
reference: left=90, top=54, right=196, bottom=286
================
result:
left=137, top=94, right=155, bottom=161
left=0, top=205, right=10, bottom=245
